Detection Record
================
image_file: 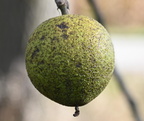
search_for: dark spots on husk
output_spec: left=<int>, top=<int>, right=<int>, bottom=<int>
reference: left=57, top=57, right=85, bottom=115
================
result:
left=61, top=34, right=69, bottom=39
left=52, top=46, right=56, bottom=50
left=76, top=62, right=82, bottom=68
left=56, top=22, right=69, bottom=29
left=31, top=47, right=39, bottom=59
left=69, top=31, right=75, bottom=35
left=51, top=36, right=59, bottom=43
left=38, top=60, right=44, bottom=65
left=40, top=35, right=45, bottom=40
left=91, top=58, right=96, bottom=63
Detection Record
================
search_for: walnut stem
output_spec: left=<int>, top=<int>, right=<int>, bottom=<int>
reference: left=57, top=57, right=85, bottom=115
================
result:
left=73, top=106, right=80, bottom=117
left=55, top=0, right=69, bottom=15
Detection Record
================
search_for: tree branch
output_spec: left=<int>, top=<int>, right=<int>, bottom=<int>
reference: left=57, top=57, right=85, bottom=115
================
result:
left=114, top=68, right=142, bottom=121
left=87, top=0, right=104, bottom=25
left=87, top=0, right=142, bottom=121
left=55, top=0, right=69, bottom=15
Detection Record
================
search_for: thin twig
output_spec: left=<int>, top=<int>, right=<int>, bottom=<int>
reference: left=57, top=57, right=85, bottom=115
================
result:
left=87, top=0, right=142, bottom=121
left=55, top=0, right=69, bottom=15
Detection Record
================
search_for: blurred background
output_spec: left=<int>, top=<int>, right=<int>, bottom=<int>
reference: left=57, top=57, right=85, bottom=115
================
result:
left=0, top=0, right=144, bottom=121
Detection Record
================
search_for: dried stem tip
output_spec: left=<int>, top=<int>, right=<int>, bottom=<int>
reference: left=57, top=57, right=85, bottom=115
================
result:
left=73, top=106, right=80, bottom=117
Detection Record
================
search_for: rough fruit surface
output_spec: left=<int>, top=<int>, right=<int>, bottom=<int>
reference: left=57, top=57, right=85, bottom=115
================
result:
left=25, top=14, right=115, bottom=106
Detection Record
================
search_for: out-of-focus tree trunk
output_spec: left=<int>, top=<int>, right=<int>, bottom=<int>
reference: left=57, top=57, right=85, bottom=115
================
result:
left=0, top=0, right=58, bottom=75
left=0, top=0, right=28, bottom=75
left=0, top=1, right=58, bottom=121
left=0, top=1, right=29, bottom=120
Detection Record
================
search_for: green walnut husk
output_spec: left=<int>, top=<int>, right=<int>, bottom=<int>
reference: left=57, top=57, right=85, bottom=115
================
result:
left=25, top=14, right=115, bottom=106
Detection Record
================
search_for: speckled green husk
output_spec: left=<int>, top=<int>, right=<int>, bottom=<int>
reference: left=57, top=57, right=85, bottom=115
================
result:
left=25, top=14, right=115, bottom=106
